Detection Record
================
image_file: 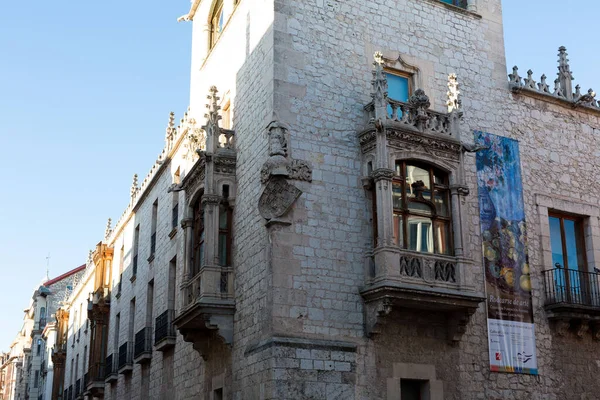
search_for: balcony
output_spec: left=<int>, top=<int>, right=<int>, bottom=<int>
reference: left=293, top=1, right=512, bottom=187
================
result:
left=154, top=309, right=177, bottom=351
left=86, top=361, right=105, bottom=392
left=133, top=327, right=152, bottom=364
left=542, top=267, right=600, bottom=338
left=360, top=248, right=484, bottom=343
left=104, top=354, right=117, bottom=383
left=67, top=386, right=73, bottom=400
left=75, top=379, right=81, bottom=398
left=117, top=343, right=133, bottom=374
left=83, top=372, right=88, bottom=391
left=173, top=271, right=235, bottom=359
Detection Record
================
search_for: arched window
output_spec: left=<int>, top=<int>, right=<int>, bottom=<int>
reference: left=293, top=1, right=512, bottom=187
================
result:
left=192, top=199, right=205, bottom=277
left=392, top=161, right=452, bottom=255
left=209, top=0, right=225, bottom=49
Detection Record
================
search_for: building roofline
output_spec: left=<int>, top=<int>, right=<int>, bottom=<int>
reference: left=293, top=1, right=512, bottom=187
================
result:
left=43, top=264, right=86, bottom=287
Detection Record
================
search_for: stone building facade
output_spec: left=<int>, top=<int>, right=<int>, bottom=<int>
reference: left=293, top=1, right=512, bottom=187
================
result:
left=30, top=0, right=600, bottom=399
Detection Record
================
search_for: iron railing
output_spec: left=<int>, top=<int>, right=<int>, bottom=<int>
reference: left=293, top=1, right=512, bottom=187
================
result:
left=38, top=317, right=47, bottom=330
left=154, top=310, right=176, bottom=345
left=134, top=327, right=152, bottom=359
left=83, top=372, right=88, bottom=389
left=75, top=379, right=80, bottom=397
left=543, top=267, right=600, bottom=307
left=104, top=354, right=114, bottom=378
left=118, top=342, right=133, bottom=370
left=88, top=361, right=105, bottom=383
left=67, top=385, right=73, bottom=400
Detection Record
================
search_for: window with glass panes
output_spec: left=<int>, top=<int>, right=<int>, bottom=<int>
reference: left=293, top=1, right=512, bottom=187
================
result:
left=192, top=200, right=205, bottom=277
left=439, top=0, right=468, bottom=9
left=392, top=161, right=452, bottom=255
left=210, top=0, right=225, bottom=49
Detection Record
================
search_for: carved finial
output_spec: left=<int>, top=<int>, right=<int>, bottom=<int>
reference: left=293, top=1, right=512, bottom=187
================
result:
left=446, top=73, right=460, bottom=113
left=557, top=46, right=574, bottom=100
left=165, top=111, right=176, bottom=148
left=553, top=78, right=564, bottom=98
left=371, top=51, right=388, bottom=120
left=508, top=66, right=522, bottom=86
left=202, top=86, right=222, bottom=152
left=574, top=84, right=581, bottom=100
left=130, top=174, right=139, bottom=199
left=408, top=89, right=431, bottom=110
left=524, top=69, right=536, bottom=90
left=104, top=218, right=112, bottom=241
left=537, top=74, right=550, bottom=93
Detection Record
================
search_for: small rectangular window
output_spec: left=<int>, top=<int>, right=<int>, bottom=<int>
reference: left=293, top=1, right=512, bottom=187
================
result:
left=34, top=370, right=39, bottom=388
left=386, top=72, right=411, bottom=118
left=439, top=0, right=468, bottom=9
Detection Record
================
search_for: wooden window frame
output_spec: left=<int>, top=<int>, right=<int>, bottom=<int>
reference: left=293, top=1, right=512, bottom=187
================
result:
left=209, top=0, right=225, bottom=50
left=392, top=161, right=453, bottom=255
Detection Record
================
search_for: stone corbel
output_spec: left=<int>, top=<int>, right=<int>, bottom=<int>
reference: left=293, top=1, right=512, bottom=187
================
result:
left=447, top=310, right=473, bottom=345
left=591, top=321, right=600, bottom=341
left=450, top=184, right=470, bottom=197
left=364, top=298, right=394, bottom=337
left=555, top=319, right=570, bottom=336
left=576, top=320, right=589, bottom=339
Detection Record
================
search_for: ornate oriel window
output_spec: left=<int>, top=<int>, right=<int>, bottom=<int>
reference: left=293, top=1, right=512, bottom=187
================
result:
left=192, top=199, right=204, bottom=277
left=209, top=0, right=225, bottom=49
left=391, top=161, right=452, bottom=255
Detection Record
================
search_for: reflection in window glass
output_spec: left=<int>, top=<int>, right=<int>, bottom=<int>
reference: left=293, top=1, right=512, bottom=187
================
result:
left=408, top=217, right=433, bottom=253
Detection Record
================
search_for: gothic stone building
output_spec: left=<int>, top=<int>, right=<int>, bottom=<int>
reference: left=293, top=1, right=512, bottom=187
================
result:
left=54, top=0, right=600, bottom=399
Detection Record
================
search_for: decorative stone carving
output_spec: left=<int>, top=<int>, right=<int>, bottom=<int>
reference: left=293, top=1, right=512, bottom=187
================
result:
left=370, top=51, right=388, bottom=122
left=508, top=66, right=522, bottom=87
left=260, top=121, right=313, bottom=185
left=555, top=319, right=570, bottom=336
left=287, top=159, right=312, bottom=182
left=446, top=73, right=461, bottom=113
left=258, top=177, right=302, bottom=220
left=591, top=322, right=600, bottom=341
left=557, top=46, right=574, bottom=100
left=399, top=255, right=422, bottom=278
left=523, top=69, right=536, bottom=90
left=434, top=261, right=456, bottom=283
left=104, top=218, right=112, bottom=242
left=538, top=74, right=550, bottom=93
left=576, top=321, right=589, bottom=339
left=371, top=168, right=394, bottom=182
left=386, top=129, right=462, bottom=163
left=130, top=174, right=139, bottom=201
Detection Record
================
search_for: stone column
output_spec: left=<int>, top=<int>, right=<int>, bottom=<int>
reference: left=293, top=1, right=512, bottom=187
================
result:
left=450, top=186, right=464, bottom=258
left=373, top=168, right=395, bottom=248
left=200, top=194, right=221, bottom=299
left=180, top=217, right=193, bottom=309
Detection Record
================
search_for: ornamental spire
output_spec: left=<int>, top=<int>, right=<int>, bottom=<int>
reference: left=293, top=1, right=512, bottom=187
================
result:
left=446, top=73, right=461, bottom=113
left=371, top=51, right=388, bottom=121
left=202, top=86, right=222, bottom=152
left=104, top=218, right=112, bottom=241
left=557, top=46, right=574, bottom=100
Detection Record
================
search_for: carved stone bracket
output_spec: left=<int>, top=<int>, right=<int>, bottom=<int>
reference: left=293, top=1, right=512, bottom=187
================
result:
left=363, top=297, right=394, bottom=337
left=447, top=310, right=475, bottom=345
left=554, top=319, right=570, bottom=336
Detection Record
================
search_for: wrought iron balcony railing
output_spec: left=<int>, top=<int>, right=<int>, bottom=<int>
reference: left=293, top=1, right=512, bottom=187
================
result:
left=104, top=353, right=117, bottom=382
left=118, top=342, right=133, bottom=372
left=542, top=267, right=600, bottom=308
left=154, top=309, right=176, bottom=350
left=134, top=327, right=152, bottom=363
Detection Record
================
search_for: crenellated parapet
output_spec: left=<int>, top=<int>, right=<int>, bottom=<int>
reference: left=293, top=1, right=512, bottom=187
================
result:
left=509, top=46, right=600, bottom=110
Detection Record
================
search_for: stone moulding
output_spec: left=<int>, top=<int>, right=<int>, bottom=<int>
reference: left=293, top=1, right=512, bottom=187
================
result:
left=244, top=336, right=357, bottom=357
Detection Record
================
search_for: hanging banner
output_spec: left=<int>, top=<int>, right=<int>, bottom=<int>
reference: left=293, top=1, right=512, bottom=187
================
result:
left=475, top=131, right=538, bottom=375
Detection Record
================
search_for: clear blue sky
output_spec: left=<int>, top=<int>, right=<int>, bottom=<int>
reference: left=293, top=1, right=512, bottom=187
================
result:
left=0, top=1, right=598, bottom=349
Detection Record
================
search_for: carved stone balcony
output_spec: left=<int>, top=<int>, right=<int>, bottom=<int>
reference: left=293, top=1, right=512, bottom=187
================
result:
left=361, top=248, right=484, bottom=343
left=173, top=272, right=235, bottom=360
left=542, top=268, right=600, bottom=339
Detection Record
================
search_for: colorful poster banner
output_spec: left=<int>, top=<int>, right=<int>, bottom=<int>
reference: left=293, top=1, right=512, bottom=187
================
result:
left=475, top=131, right=538, bottom=375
